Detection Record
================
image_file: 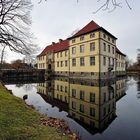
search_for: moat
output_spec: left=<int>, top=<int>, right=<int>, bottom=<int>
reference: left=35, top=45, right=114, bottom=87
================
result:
left=4, top=76, right=140, bottom=140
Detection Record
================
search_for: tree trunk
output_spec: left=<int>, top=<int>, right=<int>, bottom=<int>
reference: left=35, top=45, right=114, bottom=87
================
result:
left=0, top=46, right=6, bottom=70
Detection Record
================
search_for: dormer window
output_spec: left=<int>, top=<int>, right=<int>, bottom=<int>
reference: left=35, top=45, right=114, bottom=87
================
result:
left=90, top=33, right=95, bottom=38
left=103, top=34, right=106, bottom=39
left=80, top=36, right=84, bottom=41
left=72, top=39, right=75, bottom=43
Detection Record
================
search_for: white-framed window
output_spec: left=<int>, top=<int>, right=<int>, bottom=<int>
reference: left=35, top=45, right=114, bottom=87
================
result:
left=90, top=42, right=95, bottom=51
left=80, top=36, right=84, bottom=41
left=90, top=107, right=95, bottom=117
left=90, top=33, right=95, bottom=38
left=60, top=85, right=63, bottom=92
left=104, top=43, right=106, bottom=51
left=80, top=90, right=85, bottom=100
left=90, top=56, right=95, bottom=65
left=80, top=45, right=84, bottom=53
left=72, top=89, right=76, bottom=97
left=61, top=61, right=63, bottom=67
left=72, top=58, right=76, bottom=66
left=90, top=92, right=95, bottom=102
left=80, top=57, right=85, bottom=66
left=72, top=47, right=76, bottom=54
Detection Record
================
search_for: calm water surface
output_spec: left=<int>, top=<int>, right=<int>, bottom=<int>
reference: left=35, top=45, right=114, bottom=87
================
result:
left=5, top=76, right=140, bottom=140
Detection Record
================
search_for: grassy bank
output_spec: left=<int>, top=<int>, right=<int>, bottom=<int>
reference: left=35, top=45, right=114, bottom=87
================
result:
left=0, top=83, right=70, bottom=140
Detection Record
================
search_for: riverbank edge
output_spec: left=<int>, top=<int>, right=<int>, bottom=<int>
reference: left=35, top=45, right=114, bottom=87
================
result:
left=0, top=82, right=77, bottom=140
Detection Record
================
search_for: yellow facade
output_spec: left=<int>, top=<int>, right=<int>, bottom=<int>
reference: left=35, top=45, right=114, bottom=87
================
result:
left=69, top=31, right=100, bottom=73
left=54, top=79, right=69, bottom=103
left=37, top=55, right=47, bottom=70
left=37, top=21, right=126, bottom=78
left=116, top=78, right=126, bottom=100
left=68, top=30, right=118, bottom=79
left=54, top=50, right=69, bottom=73
left=37, top=52, right=55, bottom=71
left=116, top=53, right=126, bottom=75
left=69, top=80, right=116, bottom=128
left=37, top=82, right=48, bottom=95
left=99, top=31, right=116, bottom=73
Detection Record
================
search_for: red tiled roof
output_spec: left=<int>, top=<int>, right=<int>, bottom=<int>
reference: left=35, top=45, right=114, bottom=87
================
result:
left=116, top=47, right=126, bottom=56
left=68, top=20, right=117, bottom=39
left=37, top=39, right=69, bottom=57
left=72, top=20, right=100, bottom=38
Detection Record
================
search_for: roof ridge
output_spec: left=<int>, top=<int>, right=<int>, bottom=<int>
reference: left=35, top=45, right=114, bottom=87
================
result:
left=69, top=20, right=100, bottom=38
left=37, top=39, right=69, bottom=57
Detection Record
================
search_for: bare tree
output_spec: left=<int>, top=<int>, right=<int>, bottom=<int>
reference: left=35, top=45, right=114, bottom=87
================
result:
left=93, top=0, right=132, bottom=13
left=38, top=0, right=132, bottom=13
left=0, top=0, right=36, bottom=68
left=0, top=46, right=6, bottom=69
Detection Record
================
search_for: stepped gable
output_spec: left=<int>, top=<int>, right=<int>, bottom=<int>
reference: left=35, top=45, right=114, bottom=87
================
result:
left=68, top=20, right=117, bottom=39
left=37, top=39, right=69, bottom=57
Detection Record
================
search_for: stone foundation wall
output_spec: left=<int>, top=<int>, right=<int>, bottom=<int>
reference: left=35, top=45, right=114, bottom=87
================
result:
left=54, top=71, right=69, bottom=77
left=100, top=71, right=116, bottom=79
left=53, top=71, right=116, bottom=79
left=69, top=72, right=99, bottom=79
left=116, top=71, right=126, bottom=76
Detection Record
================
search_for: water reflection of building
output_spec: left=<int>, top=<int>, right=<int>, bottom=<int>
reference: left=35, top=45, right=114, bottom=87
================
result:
left=116, top=78, right=126, bottom=101
left=68, top=79, right=116, bottom=133
left=37, top=77, right=126, bottom=134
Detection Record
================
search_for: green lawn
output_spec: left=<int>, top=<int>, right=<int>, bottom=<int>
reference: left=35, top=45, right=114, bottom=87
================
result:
left=0, top=83, right=70, bottom=140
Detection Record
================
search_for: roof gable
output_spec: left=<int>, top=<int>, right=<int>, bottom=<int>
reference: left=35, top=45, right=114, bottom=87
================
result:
left=37, top=39, right=69, bottom=57
left=71, top=20, right=100, bottom=38
left=68, top=20, right=117, bottom=39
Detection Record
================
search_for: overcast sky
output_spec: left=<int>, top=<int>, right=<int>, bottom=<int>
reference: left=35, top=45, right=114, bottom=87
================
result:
left=6, top=0, right=140, bottom=62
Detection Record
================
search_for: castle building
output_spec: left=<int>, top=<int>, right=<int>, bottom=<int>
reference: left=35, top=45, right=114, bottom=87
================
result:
left=37, top=21, right=126, bottom=79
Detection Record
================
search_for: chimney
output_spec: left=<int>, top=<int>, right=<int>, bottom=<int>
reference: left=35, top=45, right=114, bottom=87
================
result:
left=59, top=39, right=63, bottom=43
left=52, top=42, right=55, bottom=45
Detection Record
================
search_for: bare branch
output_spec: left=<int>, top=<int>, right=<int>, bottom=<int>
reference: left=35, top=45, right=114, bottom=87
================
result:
left=0, top=0, right=37, bottom=57
left=93, top=0, right=132, bottom=13
left=125, top=0, right=132, bottom=10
